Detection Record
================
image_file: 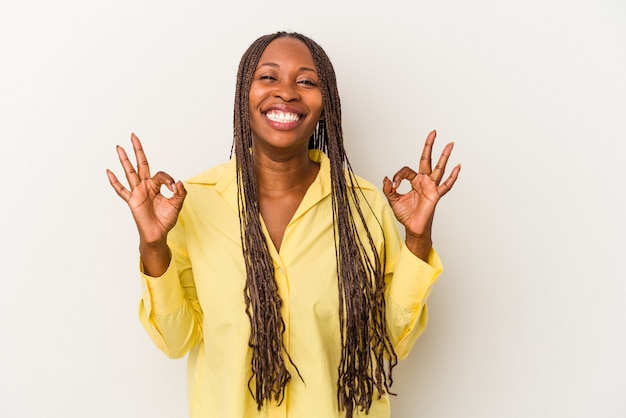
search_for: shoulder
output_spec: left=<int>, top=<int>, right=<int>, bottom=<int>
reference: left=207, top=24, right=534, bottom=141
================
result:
left=178, top=158, right=238, bottom=217
left=185, top=158, right=235, bottom=187
left=311, top=149, right=385, bottom=202
left=348, top=172, right=387, bottom=206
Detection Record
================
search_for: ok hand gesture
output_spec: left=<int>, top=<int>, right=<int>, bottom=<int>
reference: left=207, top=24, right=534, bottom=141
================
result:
left=106, top=133, right=187, bottom=248
left=383, top=130, right=460, bottom=261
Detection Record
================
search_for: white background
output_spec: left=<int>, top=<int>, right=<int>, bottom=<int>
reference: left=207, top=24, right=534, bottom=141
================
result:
left=1, top=0, right=625, bottom=417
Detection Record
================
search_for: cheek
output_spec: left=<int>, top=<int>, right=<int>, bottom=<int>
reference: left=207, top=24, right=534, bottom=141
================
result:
left=248, top=90, right=261, bottom=108
left=312, top=94, right=323, bottom=118
left=248, top=92, right=265, bottom=124
left=248, top=83, right=267, bottom=107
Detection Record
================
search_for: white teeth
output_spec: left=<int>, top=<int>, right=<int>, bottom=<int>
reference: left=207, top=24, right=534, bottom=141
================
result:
left=266, top=110, right=301, bottom=123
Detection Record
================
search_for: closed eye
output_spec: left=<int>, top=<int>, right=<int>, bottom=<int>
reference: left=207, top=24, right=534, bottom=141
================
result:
left=298, top=79, right=318, bottom=87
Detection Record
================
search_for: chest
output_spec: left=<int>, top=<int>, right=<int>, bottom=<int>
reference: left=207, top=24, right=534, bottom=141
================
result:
left=259, top=192, right=306, bottom=251
left=183, top=194, right=339, bottom=317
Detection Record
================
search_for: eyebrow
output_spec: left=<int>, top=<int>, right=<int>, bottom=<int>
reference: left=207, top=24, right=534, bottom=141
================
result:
left=257, top=62, right=318, bottom=74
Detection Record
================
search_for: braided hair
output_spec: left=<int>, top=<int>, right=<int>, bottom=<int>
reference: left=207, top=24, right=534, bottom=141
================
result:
left=232, top=31, right=398, bottom=417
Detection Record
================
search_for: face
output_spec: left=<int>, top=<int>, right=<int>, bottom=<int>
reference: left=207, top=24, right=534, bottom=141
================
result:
left=248, top=37, right=323, bottom=155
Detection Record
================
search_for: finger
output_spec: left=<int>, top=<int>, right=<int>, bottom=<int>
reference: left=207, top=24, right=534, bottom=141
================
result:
left=437, top=164, right=461, bottom=197
left=419, top=130, right=437, bottom=175
left=391, top=166, right=418, bottom=189
left=151, top=171, right=177, bottom=192
left=106, top=169, right=131, bottom=201
left=382, top=176, right=395, bottom=196
left=116, top=145, right=140, bottom=188
left=382, top=176, right=400, bottom=205
left=431, top=142, right=454, bottom=185
left=170, top=180, right=188, bottom=207
left=131, top=133, right=151, bottom=180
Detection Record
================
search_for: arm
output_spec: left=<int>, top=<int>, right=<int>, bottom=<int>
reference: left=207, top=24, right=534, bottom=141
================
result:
left=108, top=133, right=200, bottom=357
left=381, top=130, right=460, bottom=357
left=378, top=199, right=443, bottom=359
left=138, top=215, right=203, bottom=359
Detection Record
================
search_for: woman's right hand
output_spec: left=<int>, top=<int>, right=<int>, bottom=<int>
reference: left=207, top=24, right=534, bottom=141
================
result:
left=106, top=133, right=187, bottom=248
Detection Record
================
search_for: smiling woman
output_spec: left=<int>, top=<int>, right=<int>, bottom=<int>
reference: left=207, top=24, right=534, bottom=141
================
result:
left=106, top=31, right=460, bottom=418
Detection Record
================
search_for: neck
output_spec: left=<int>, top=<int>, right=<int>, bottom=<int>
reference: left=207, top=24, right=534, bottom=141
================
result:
left=252, top=147, right=319, bottom=196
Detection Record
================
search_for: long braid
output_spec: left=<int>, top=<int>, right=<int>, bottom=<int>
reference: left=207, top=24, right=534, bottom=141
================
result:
left=232, top=31, right=397, bottom=416
left=301, top=35, right=398, bottom=415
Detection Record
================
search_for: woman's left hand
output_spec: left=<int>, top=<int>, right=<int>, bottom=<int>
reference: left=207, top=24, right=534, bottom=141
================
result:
left=383, top=130, right=461, bottom=260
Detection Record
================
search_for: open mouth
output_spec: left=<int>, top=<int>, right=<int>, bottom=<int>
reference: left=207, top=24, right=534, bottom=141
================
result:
left=265, top=110, right=303, bottom=123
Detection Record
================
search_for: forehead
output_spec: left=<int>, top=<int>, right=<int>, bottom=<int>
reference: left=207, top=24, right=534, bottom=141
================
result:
left=257, top=37, right=316, bottom=70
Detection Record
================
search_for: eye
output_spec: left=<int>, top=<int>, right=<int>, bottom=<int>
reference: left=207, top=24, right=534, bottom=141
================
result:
left=259, top=74, right=277, bottom=81
left=298, top=79, right=318, bottom=87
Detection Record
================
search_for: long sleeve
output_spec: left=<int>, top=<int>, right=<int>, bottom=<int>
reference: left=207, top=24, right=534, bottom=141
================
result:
left=138, top=215, right=204, bottom=359
left=384, top=245, right=442, bottom=359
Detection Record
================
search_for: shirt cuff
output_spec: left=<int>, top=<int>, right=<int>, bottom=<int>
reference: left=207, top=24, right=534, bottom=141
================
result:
left=387, top=246, right=443, bottom=310
left=139, top=257, right=185, bottom=316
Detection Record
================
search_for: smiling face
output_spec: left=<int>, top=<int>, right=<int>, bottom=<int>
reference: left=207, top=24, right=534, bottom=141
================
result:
left=248, top=37, right=323, bottom=156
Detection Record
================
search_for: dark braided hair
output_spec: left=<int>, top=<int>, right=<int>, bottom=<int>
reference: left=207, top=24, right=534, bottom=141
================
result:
left=232, top=31, right=398, bottom=417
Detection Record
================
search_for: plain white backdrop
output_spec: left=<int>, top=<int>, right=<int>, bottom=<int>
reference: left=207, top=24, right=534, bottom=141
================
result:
left=1, top=0, right=625, bottom=417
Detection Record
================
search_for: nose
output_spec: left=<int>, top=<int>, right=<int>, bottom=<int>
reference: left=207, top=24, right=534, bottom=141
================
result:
left=273, top=78, right=300, bottom=102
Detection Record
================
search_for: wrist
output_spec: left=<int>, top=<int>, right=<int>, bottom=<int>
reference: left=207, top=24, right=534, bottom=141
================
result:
left=139, top=238, right=168, bottom=252
left=139, top=240, right=171, bottom=277
left=404, top=232, right=432, bottom=262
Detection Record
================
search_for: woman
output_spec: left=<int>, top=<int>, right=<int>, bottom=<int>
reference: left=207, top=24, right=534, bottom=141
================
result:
left=107, top=31, right=460, bottom=418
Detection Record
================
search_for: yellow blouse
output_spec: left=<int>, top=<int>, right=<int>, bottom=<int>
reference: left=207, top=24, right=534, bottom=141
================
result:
left=138, top=150, right=443, bottom=418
